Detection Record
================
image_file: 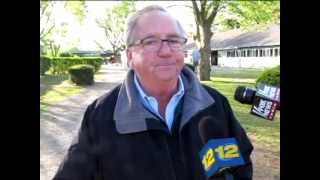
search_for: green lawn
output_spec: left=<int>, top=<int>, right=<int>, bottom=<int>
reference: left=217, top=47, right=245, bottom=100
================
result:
left=40, top=74, right=83, bottom=111
left=211, top=67, right=266, bottom=79
left=40, top=72, right=105, bottom=111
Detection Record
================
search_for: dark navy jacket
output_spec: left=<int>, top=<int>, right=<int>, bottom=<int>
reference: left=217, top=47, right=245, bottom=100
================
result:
left=53, top=67, right=253, bottom=180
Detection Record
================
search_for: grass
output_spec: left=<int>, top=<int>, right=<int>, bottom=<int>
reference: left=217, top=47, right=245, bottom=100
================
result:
left=211, top=67, right=266, bottom=79
left=40, top=74, right=83, bottom=111
left=40, top=70, right=105, bottom=111
left=202, top=67, right=280, bottom=178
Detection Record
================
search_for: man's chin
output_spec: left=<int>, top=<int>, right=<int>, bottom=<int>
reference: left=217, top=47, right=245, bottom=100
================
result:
left=154, top=72, right=179, bottom=82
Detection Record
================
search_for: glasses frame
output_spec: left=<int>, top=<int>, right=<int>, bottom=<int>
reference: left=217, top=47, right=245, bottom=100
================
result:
left=128, top=36, right=188, bottom=52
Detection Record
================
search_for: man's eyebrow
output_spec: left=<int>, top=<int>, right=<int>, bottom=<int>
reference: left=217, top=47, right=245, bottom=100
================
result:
left=166, top=34, right=182, bottom=38
left=141, top=33, right=182, bottom=40
left=141, top=34, right=157, bottom=39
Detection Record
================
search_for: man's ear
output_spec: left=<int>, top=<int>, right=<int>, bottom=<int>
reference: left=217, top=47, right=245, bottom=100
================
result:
left=126, top=48, right=133, bottom=68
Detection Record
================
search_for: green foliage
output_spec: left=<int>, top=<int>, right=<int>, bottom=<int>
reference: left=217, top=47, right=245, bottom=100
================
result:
left=224, top=1, right=280, bottom=30
left=40, top=1, right=85, bottom=56
left=59, top=52, right=74, bottom=57
left=95, top=1, right=136, bottom=55
left=64, top=1, right=86, bottom=24
left=40, top=56, right=51, bottom=75
left=220, top=18, right=240, bottom=30
left=48, top=57, right=103, bottom=74
left=256, top=65, right=280, bottom=87
left=68, top=64, right=94, bottom=85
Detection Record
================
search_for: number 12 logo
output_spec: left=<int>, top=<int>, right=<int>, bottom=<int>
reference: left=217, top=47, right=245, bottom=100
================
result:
left=202, top=144, right=240, bottom=169
left=199, top=138, right=245, bottom=177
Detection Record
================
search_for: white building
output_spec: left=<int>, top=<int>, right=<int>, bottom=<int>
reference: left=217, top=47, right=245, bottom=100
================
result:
left=186, top=24, right=280, bottom=69
left=211, top=24, right=280, bottom=68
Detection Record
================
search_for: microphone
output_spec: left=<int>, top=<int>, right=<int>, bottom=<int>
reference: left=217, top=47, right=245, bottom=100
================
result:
left=198, top=117, right=244, bottom=179
left=234, top=83, right=280, bottom=120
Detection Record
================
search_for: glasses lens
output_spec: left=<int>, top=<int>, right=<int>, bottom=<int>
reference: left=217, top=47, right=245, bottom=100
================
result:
left=141, top=37, right=186, bottom=52
left=142, top=38, right=160, bottom=51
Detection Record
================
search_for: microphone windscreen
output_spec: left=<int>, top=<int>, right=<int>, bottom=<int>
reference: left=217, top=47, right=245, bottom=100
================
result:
left=234, top=86, right=256, bottom=105
left=198, top=117, right=224, bottom=144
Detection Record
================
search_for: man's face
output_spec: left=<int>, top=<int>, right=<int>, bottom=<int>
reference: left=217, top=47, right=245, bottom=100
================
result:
left=126, top=11, right=185, bottom=85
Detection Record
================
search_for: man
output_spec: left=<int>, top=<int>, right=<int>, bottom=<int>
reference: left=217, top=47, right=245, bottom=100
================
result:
left=191, top=48, right=200, bottom=73
left=53, top=5, right=253, bottom=180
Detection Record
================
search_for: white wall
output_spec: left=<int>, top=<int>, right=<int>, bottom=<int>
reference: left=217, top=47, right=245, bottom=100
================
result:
left=218, top=56, right=280, bottom=68
left=216, top=48, right=280, bottom=68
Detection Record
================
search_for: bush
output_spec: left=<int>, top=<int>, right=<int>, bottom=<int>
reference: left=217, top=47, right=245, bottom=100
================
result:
left=40, top=56, right=51, bottom=75
left=256, top=65, right=280, bottom=87
left=50, top=57, right=104, bottom=74
left=184, top=63, right=195, bottom=72
left=59, top=52, right=74, bottom=57
left=68, top=64, right=95, bottom=85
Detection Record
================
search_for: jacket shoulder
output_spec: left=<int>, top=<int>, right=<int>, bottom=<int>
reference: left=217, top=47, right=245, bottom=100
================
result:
left=89, top=84, right=121, bottom=111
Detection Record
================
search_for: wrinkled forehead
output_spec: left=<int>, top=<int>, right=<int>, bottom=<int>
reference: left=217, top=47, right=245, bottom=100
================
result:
left=134, top=11, right=181, bottom=39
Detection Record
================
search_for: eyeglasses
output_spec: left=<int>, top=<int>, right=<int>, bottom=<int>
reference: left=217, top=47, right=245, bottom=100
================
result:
left=129, top=36, right=187, bottom=52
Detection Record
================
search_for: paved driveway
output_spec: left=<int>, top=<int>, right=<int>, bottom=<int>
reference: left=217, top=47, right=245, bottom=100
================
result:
left=40, top=65, right=127, bottom=180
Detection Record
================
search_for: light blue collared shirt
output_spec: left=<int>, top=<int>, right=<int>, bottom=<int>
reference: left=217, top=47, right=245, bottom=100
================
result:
left=134, top=74, right=185, bottom=130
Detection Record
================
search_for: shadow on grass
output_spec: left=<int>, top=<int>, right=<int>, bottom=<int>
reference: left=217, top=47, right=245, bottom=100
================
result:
left=40, top=74, right=69, bottom=97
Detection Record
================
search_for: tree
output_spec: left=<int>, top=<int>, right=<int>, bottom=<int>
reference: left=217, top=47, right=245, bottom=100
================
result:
left=40, top=1, right=87, bottom=56
left=231, top=1, right=279, bottom=26
left=218, top=1, right=280, bottom=31
left=95, top=1, right=136, bottom=62
left=191, top=0, right=223, bottom=80
left=190, top=1, right=279, bottom=80
left=40, top=1, right=55, bottom=55
left=64, top=0, right=87, bottom=25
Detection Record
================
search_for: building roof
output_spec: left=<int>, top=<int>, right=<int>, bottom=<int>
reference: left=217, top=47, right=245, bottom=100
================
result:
left=210, top=24, right=280, bottom=50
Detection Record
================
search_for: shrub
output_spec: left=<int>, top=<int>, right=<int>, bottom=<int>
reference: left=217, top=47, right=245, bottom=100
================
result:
left=68, top=64, right=95, bottom=85
left=256, top=65, right=280, bottom=87
left=59, top=52, right=74, bottom=57
left=40, top=56, right=51, bottom=75
left=49, top=57, right=104, bottom=74
left=184, top=63, right=195, bottom=72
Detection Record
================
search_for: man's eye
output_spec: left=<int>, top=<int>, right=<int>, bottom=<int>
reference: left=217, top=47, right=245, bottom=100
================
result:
left=143, top=39, right=158, bottom=45
left=167, top=39, right=180, bottom=44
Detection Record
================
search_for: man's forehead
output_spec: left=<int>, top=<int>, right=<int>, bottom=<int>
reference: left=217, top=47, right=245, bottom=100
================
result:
left=135, top=11, right=180, bottom=37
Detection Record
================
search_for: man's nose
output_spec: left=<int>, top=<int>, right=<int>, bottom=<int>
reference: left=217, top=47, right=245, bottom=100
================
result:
left=157, top=41, right=172, bottom=56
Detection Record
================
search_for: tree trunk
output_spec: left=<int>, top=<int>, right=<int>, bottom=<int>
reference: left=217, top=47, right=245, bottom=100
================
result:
left=199, top=24, right=213, bottom=81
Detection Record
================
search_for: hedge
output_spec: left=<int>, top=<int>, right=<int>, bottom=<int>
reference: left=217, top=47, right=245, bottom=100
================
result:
left=256, top=65, right=280, bottom=87
left=49, top=57, right=103, bottom=74
left=68, top=64, right=95, bottom=85
left=40, top=56, right=51, bottom=75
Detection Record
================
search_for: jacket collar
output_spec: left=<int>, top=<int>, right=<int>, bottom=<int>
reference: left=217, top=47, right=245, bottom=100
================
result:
left=114, top=67, right=215, bottom=134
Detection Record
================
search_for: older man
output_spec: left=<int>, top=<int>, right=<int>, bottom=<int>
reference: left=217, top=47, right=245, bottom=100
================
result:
left=53, top=5, right=253, bottom=180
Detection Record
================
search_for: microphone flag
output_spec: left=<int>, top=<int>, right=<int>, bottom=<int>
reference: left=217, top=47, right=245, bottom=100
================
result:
left=198, top=138, right=245, bottom=178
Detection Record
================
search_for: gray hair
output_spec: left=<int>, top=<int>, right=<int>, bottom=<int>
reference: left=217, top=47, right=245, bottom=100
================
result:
left=125, top=5, right=187, bottom=47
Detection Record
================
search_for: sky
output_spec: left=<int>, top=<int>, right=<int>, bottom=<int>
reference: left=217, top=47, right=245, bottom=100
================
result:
left=46, top=1, right=195, bottom=51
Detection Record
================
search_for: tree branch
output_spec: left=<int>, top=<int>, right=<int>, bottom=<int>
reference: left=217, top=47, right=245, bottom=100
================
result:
left=40, top=24, right=55, bottom=40
left=208, top=0, right=221, bottom=24
left=191, top=0, right=201, bottom=25
left=200, top=0, right=208, bottom=19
